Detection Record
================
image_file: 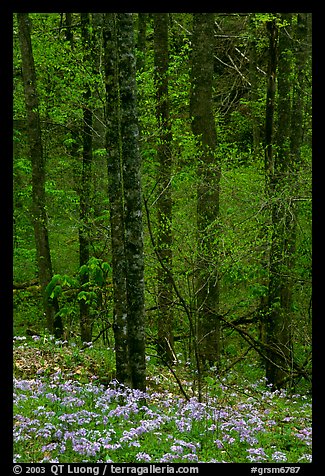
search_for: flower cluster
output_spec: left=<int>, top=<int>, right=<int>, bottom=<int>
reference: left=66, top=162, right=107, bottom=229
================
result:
left=13, top=371, right=312, bottom=463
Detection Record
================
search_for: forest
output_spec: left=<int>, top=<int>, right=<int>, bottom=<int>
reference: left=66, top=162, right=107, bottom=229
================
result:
left=13, top=13, right=312, bottom=464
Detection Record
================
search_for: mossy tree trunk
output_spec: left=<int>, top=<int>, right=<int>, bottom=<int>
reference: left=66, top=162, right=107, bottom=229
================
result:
left=17, top=13, right=62, bottom=338
left=117, top=13, right=146, bottom=391
left=103, top=13, right=131, bottom=386
left=264, top=15, right=308, bottom=390
left=103, top=13, right=146, bottom=390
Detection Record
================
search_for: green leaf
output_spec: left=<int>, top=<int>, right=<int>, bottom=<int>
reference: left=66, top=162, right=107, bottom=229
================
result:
left=93, top=268, right=104, bottom=287
left=79, top=265, right=89, bottom=276
left=102, top=262, right=111, bottom=273
left=249, top=283, right=268, bottom=298
left=46, top=274, right=62, bottom=297
left=51, top=284, right=62, bottom=299
left=77, top=291, right=87, bottom=301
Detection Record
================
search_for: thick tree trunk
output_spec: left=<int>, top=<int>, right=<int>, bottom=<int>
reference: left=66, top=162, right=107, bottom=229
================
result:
left=117, top=13, right=146, bottom=391
left=264, top=16, right=296, bottom=389
left=153, top=13, right=174, bottom=365
left=103, top=13, right=131, bottom=386
left=190, top=13, right=221, bottom=368
left=266, top=14, right=311, bottom=390
left=17, top=13, right=62, bottom=338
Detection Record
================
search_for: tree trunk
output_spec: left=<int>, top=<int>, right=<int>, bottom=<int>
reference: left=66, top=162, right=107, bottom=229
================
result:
left=248, top=14, right=261, bottom=161
left=266, top=13, right=311, bottom=390
left=79, top=13, right=93, bottom=343
left=117, top=13, right=146, bottom=391
left=153, top=13, right=174, bottom=365
left=137, top=13, right=148, bottom=72
left=290, top=13, right=309, bottom=164
left=103, top=13, right=131, bottom=386
left=190, top=13, right=221, bottom=368
left=264, top=20, right=277, bottom=189
left=64, top=13, right=74, bottom=45
left=264, top=16, right=297, bottom=389
left=17, top=13, right=62, bottom=338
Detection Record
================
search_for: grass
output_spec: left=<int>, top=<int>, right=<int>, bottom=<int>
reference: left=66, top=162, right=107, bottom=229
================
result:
left=13, top=335, right=312, bottom=464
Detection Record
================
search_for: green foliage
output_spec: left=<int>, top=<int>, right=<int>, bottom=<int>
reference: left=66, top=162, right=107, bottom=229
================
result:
left=38, top=257, right=113, bottom=340
left=13, top=13, right=312, bottom=394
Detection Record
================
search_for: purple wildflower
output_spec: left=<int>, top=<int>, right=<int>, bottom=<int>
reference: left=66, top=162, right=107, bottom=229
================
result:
left=41, top=442, right=58, bottom=453
left=295, top=427, right=312, bottom=445
left=136, top=452, right=152, bottom=462
left=175, top=417, right=192, bottom=432
left=214, top=439, right=224, bottom=449
left=272, top=451, right=287, bottom=462
left=246, top=447, right=268, bottom=462
left=184, top=453, right=199, bottom=462
left=160, top=453, right=179, bottom=462
left=170, top=445, right=184, bottom=453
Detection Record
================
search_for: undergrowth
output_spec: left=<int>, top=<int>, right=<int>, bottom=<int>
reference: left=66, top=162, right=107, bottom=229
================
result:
left=13, top=335, right=312, bottom=463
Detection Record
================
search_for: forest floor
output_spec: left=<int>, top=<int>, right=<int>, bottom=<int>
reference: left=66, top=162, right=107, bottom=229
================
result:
left=13, top=335, right=312, bottom=464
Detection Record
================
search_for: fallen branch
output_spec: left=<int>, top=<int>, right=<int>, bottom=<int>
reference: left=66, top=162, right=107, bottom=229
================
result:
left=13, top=278, right=39, bottom=290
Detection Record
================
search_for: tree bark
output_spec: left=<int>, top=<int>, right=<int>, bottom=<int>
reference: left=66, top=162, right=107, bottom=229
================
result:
left=264, top=16, right=295, bottom=389
left=137, top=13, right=148, bottom=72
left=248, top=14, right=261, bottom=161
left=264, top=20, right=278, bottom=190
left=17, top=13, right=62, bottom=338
left=117, top=13, right=146, bottom=391
left=153, top=13, right=174, bottom=365
left=64, top=13, right=74, bottom=45
left=103, top=13, right=131, bottom=386
left=190, top=13, right=221, bottom=368
left=290, top=13, right=309, bottom=164
left=79, top=13, right=93, bottom=343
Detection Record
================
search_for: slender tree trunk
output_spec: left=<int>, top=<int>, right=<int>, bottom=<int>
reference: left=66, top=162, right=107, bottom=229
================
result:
left=248, top=14, right=261, bottom=161
left=91, top=13, right=108, bottom=228
left=62, top=14, right=89, bottom=345
left=260, top=19, right=278, bottom=361
left=264, top=20, right=277, bottom=190
left=103, top=13, right=131, bottom=385
left=17, top=13, right=62, bottom=338
left=117, top=13, right=146, bottom=391
left=290, top=13, right=309, bottom=164
left=190, top=13, right=221, bottom=368
left=264, top=16, right=296, bottom=389
left=79, top=13, right=93, bottom=343
left=137, top=13, right=148, bottom=72
left=153, top=13, right=174, bottom=365
left=64, top=13, right=74, bottom=45
left=248, top=17, right=268, bottom=353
